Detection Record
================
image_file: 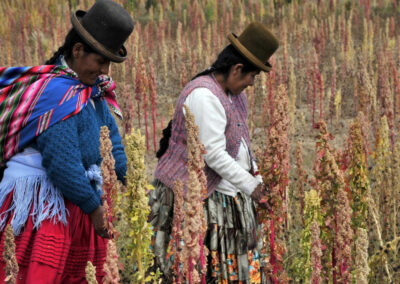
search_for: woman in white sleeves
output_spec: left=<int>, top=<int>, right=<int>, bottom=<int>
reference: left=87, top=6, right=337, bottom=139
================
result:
left=150, top=22, right=279, bottom=283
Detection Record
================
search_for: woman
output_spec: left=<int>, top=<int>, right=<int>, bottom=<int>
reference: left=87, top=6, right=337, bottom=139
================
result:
left=151, top=22, right=279, bottom=283
left=0, top=0, right=133, bottom=282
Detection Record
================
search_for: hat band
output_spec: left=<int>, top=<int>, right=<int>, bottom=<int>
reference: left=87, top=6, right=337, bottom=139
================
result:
left=71, top=11, right=127, bottom=63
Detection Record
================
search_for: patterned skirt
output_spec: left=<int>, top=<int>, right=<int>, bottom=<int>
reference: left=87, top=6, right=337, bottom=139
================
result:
left=149, top=180, right=267, bottom=283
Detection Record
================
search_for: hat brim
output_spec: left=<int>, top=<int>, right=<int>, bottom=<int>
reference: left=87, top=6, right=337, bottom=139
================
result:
left=227, top=33, right=272, bottom=72
left=71, top=10, right=127, bottom=63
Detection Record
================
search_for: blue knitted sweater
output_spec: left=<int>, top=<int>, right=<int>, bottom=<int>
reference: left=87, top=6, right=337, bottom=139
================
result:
left=32, top=98, right=127, bottom=214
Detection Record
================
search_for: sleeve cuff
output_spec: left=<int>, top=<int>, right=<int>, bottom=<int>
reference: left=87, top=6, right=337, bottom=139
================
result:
left=115, top=164, right=127, bottom=185
left=239, top=175, right=261, bottom=196
left=79, top=191, right=102, bottom=214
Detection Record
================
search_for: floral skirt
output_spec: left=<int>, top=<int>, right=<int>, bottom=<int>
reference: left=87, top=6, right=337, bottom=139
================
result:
left=148, top=180, right=267, bottom=283
left=0, top=190, right=107, bottom=283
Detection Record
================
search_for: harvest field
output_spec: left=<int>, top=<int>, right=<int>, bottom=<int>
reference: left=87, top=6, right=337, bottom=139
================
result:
left=1, top=0, right=400, bottom=283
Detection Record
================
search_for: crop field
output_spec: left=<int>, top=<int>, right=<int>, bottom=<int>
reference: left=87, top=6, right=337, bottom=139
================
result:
left=1, top=0, right=400, bottom=283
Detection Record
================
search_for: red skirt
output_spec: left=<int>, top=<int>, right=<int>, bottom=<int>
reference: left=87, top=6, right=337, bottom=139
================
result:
left=0, top=191, right=107, bottom=283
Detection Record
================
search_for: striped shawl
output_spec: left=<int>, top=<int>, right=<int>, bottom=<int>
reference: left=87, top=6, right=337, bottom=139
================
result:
left=0, top=65, right=122, bottom=165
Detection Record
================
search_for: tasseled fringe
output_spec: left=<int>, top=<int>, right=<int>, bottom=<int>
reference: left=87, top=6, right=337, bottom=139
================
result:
left=86, top=165, right=103, bottom=196
left=0, top=174, right=68, bottom=235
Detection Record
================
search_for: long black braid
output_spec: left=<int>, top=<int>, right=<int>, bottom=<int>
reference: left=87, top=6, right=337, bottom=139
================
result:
left=156, top=44, right=260, bottom=159
left=156, top=120, right=172, bottom=159
left=46, top=46, right=66, bottom=65
left=45, top=28, right=95, bottom=65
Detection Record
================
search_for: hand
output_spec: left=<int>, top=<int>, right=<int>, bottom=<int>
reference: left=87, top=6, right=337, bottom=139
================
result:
left=250, top=183, right=271, bottom=210
left=89, top=206, right=110, bottom=239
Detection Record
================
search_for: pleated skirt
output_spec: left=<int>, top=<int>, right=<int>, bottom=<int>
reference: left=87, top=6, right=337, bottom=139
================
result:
left=149, top=180, right=267, bottom=284
left=0, top=190, right=107, bottom=284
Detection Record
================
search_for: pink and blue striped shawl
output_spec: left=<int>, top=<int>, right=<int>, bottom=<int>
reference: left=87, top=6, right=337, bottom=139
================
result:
left=0, top=65, right=122, bottom=165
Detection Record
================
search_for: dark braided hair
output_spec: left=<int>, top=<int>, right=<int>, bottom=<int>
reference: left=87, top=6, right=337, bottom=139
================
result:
left=157, top=45, right=260, bottom=159
left=156, top=120, right=172, bottom=159
left=192, top=44, right=260, bottom=80
left=45, top=29, right=95, bottom=65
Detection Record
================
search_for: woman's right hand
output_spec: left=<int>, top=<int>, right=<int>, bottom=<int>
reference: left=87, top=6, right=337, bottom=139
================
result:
left=250, top=183, right=271, bottom=210
left=89, top=205, right=109, bottom=239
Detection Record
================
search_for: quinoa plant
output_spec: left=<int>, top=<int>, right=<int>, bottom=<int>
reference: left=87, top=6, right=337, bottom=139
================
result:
left=371, top=116, right=393, bottom=243
left=117, top=129, right=158, bottom=283
left=344, top=119, right=369, bottom=230
left=258, top=85, right=290, bottom=283
left=3, top=225, right=18, bottom=284
left=291, top=189, right=323, bottom=283
left=181, top=105, right=207, bottom=284
left=100, top=126, right=121, bottom=282
left=354, top=228, right=369, bottom=284
left=85, top=261, right=98, bottom=284
left=312, top=121, right=352, bottom=283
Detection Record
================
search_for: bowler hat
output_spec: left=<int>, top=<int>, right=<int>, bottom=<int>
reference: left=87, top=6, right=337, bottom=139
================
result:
left=227, top=22, right=279, bottom=72
left=71, top=0, right=134, bottom=63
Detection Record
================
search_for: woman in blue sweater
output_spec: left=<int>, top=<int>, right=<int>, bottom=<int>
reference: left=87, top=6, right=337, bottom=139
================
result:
left=0, top=0, right=133, bottom=282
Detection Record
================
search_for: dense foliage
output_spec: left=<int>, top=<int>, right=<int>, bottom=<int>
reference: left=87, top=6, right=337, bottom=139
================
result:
left=2, top=0, right=400, bottom=282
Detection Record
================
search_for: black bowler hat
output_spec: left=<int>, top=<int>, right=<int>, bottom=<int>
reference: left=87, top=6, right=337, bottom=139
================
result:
left=71, top=0, right=134, bottom=63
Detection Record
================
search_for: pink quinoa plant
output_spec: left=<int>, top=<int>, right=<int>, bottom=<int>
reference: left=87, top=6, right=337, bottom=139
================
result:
left=335, top=185, right=353, bottom=283
left=312, top=121, right=353, bottom=283
left=134, top=54, right=148, bottom=129
left=148, top=59, right=159, bottom=152
left=180, top=105, right=207, bottom=284
left=102, top=240, right=121, bottom=284
left=329, top=57, right=337, bottom=124
left=100, top=126, right=120, bottom=234
left=295, top=142, right=307, bottom=225
left=168, top=179, right=184, bottom=284
left=258, top=84, right=290, bottom=283
left=118, top=83, right=135, bottom=137
left=311, top=220, right=323, bottom=284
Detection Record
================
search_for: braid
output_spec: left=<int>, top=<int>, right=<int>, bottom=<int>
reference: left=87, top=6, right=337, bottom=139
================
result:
left=45, top=46, right=66, bottom=65
left=156, top=120, right=172, bottom=159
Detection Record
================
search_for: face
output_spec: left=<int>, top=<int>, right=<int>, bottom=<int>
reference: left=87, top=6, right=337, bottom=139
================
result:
left=69, top=43, right=110, bottom=85
left=225, top=64, right=260, bottom=95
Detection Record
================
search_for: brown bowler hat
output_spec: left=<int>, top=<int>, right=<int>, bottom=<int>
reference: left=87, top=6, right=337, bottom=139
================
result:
left=227, top=22, right=279, bottom=72
left=71, top=0, right=134, bottom=63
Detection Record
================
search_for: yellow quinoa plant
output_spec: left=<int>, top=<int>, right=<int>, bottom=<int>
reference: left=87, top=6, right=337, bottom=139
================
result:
left=354, top=228, right=369, bottom=284
left=117, top=128, right=158, bottom=283
left=85, top=261, right=98, bottom=284
left=371, top=116, right=393, bottom=243
left=291, top=189, right=323, bottom=283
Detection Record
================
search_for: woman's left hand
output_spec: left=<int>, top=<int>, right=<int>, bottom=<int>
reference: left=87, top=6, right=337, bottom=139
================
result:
left=251, top=183, right=271, bottom=210
left=89, top=205, right=110, bottom=239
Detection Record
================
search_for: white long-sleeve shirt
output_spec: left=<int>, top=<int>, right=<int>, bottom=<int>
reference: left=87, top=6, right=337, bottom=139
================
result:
left=183, top=87, right=262, bottom=197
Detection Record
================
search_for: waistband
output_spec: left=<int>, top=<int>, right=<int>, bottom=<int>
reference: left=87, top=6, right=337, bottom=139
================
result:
left=0, top=147, right=102, bottom=235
